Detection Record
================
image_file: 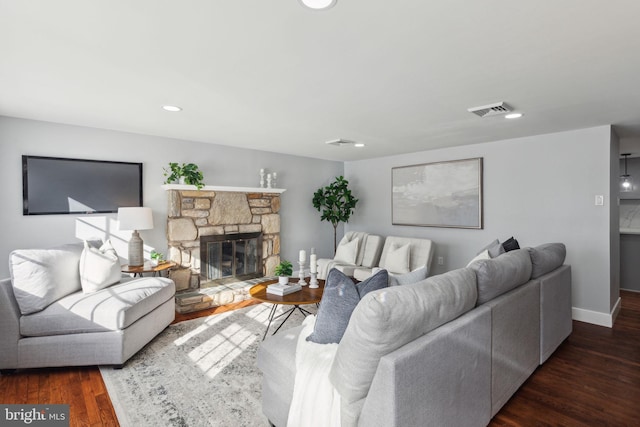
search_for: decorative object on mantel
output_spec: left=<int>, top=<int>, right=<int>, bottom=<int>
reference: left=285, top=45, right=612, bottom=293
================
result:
left=298, top=250, right=308, bottom=286
left=117, top=207, right=154, bottom=266
left=163, top=162, right=205, bottom=190
left=392, top=157, right=483, bottom=229
left=259, top=169, right=278, bottom=188
left=274, top=260, right=293, bottom=285
left=313, top=176, right=359, bottom=252
left=621, top=153, right=633, bottom=193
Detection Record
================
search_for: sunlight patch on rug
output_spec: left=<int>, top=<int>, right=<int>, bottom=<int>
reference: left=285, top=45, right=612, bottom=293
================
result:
left=100, top=303, right=311, bottom=427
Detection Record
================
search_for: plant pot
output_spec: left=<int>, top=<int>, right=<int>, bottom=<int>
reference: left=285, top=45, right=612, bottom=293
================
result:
left=150, top=259, right=159, bottom=266
left=278, top=276, right=289, bottom=286
left=178, top=176, right=186, bottom=185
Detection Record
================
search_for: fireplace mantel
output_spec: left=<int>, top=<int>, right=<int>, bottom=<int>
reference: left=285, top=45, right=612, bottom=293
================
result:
left=162, top=184, right=286, bottom=194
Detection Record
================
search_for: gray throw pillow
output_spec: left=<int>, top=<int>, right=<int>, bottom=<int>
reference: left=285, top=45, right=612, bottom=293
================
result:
left=478, top=239, right=505, bottom=258
left=306, top=268, right=388, bottom=344
left=388, top=266, right=428, bottom=286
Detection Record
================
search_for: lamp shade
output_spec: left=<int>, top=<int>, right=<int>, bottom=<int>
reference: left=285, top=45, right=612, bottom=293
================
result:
left=117, top=207, right=154, bottom=231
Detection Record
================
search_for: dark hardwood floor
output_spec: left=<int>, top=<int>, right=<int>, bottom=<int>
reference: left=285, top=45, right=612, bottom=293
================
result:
left=1, top=291, right=639, bottom=427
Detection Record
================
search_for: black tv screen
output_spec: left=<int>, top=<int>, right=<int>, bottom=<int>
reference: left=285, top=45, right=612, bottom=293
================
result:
left=23, top=155, right=143, bottom=215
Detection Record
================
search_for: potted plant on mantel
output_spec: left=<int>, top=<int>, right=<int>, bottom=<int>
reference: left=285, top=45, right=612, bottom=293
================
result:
left=312, top=175, right=359, bottom=252
left=163, top=162, right=205, bottom=190
left=274, top=260, right=293, bottom=285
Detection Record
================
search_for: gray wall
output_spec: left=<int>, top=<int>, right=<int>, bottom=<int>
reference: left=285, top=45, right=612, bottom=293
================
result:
left=0, top=116, right=343, bottom=278
left=345, top=126, right=616, bottom=318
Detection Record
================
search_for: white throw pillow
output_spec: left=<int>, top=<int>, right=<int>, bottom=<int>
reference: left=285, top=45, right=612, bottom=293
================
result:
left=466, top=249, right=491, bottom=267
left=79, top=240, right=122, bottom=293
left=334, top=237, right=360, bottom=264
left=385, top=243, right=411, bottom=274
left=9, top=243, right=86, bottom=315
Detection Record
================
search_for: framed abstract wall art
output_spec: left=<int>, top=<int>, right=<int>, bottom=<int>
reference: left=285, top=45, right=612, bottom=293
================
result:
left=392, top=157, right=483, bottom=229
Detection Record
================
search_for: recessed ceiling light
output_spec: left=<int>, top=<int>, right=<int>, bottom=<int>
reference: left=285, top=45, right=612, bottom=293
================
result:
left=505, top=113, right=523, bottom=119
left=162, top=105, right=182, bottom=112
left=299, top=0, right=337, bottom=10
left=354, top=143, right=366, bottom=148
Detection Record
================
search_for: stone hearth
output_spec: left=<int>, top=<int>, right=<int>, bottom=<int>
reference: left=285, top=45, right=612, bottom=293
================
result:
left=163, top=185, right=285, bottom=306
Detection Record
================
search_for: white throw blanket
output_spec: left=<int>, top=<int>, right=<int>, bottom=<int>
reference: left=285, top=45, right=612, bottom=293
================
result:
left=287, top=315, right=341, bottom=427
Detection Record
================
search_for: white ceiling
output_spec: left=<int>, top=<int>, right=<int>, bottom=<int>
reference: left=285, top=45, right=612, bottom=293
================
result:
left=2, top=0, right=640, bottom=161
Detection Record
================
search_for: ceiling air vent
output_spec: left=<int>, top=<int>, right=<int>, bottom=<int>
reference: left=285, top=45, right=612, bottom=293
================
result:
left=468, top=102, right=513, bottom=118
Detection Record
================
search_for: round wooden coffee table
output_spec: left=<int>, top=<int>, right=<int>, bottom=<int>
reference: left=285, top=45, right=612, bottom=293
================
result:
left=250, top=278, right=325, bottom=340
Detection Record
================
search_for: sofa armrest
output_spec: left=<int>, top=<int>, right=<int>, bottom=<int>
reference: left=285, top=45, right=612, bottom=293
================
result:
left=538, top=265, right=572, bottom=364
left=0, top=278, right=21, bottom=369
left=357, top=305, right=492, bottom=427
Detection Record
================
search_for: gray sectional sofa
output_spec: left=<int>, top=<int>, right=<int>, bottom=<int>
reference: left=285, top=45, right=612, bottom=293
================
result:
left=0, top=241, right=176, bottom=370
left=257, top=243, right=571, bottom=427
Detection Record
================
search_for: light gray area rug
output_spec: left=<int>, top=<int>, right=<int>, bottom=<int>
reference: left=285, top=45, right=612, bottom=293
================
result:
left=100, top=303, right=312, bottom=427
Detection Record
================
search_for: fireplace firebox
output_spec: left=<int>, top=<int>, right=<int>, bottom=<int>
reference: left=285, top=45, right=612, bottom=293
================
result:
left=200, top=233, right=263, bottom=286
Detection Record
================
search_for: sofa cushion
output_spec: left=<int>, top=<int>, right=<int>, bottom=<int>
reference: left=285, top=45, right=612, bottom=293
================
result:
left=385, top=243, right=411, bottom=274
left=479, top=239, right=505, bottom=258
left=388, top=266, right=428, bottom=286
left=529, top=243, right=566, bottom=279
left=20, top=277, right=175, bottom=336
left=306, top=269, right=388, bottom=344
left=470, top=248, right=532, bottom=305
left=334, top=237, right=359, bottom=264
left=329, top=268, right=477, bottom=405
left=80, top=240, right=121, bottom=293
left=9, top=242, right=91, bottom=315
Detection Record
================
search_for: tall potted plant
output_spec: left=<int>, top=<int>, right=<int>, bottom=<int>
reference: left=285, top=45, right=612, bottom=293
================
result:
left=312, top=176, right=359, bottom=252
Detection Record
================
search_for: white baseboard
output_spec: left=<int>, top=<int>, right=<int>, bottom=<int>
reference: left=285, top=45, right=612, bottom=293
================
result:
left=572, top=297, right=621, bottom=328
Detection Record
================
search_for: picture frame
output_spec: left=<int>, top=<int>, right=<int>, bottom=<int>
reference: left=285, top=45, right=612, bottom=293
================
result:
left=392, top=157, right=483, bottom=229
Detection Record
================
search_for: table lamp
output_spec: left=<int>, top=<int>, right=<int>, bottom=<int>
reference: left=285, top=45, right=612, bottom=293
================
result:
left=117, top=207, right=154, bottom=267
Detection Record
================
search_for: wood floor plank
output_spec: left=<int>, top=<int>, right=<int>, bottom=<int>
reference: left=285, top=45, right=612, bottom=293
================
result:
left=1, top=290, right=639, bottom=426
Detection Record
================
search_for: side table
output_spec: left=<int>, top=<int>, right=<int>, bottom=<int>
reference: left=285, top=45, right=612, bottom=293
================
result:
left=121, top=261, right=177, bottom=278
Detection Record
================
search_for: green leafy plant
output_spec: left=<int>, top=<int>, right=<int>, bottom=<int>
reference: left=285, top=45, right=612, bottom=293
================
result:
left=163, top=162, right=205, bottom=190
left=312, top=176, right=359, bottom=252
left=150, top=250, right=164, bottom=261
left=274, top=260, right=293, bottom=277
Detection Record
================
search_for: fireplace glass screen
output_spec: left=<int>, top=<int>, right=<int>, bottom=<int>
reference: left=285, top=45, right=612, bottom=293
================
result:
left=201, top=233, right=262, bottom=285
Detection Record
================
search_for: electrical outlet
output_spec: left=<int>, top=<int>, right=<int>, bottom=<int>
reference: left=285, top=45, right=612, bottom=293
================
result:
left=595, top=195, right=604, bottom=206
left=437, top=256, right=444, bottom=265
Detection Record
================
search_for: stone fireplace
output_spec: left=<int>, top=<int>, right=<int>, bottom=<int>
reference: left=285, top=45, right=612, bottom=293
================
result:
left=163, top=185, right=284, bottom=294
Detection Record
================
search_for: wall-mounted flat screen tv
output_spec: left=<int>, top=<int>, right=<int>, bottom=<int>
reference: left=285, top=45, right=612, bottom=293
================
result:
left=23, top=155, right=143, bottom=215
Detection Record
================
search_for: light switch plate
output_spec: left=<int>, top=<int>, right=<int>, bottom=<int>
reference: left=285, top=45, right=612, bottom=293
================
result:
left=595, top=195, right=604, bottom=206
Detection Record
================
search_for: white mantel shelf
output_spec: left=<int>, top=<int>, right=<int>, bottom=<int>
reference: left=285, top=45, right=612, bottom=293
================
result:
left=161, top=184, right=286, bottom=194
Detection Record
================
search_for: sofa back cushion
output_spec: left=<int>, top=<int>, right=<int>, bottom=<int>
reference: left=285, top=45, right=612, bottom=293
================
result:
left=528, top=243, right=566, bottom=279
left=329, top=267, right=477, bottom=406
left=9, top=241, right=94, bottom=314
left=470, top=248, right=532, bottom=305
left=360, top=234, right=384, bottom=268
